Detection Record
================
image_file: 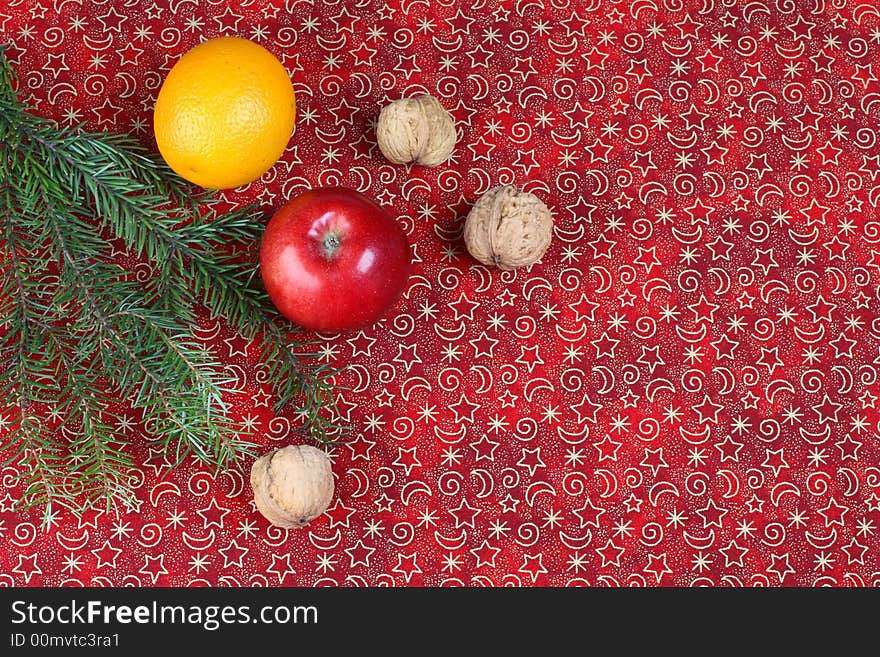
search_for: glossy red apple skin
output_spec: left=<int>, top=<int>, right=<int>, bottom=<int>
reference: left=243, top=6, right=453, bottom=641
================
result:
left=259, top=187, right=411, bottom=333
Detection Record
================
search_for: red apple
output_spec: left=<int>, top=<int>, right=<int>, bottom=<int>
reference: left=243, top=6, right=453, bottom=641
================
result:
left=259, top=187, right=411, bottom=332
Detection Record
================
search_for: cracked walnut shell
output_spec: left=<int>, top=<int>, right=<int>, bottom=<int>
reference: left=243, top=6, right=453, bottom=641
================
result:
left=463, top=185, right=553, bottom=270
left=250, top=444, right=334, bottom=529
left=375, top=94, right=456, bottom=167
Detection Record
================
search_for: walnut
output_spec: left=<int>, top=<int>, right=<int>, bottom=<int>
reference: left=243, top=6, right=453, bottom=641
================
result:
left=250, top=445, right=334, bottom=529
left=463, top=185, right=553, bottom=270
left=375, top=94, right=456, bottom=167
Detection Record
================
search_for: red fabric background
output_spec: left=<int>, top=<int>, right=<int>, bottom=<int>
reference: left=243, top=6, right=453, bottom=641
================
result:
left=2, top=0, right=880, bottom=586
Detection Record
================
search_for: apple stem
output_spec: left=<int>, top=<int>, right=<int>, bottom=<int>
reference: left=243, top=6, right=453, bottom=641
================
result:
left=323, top=232, right=341, bottom=259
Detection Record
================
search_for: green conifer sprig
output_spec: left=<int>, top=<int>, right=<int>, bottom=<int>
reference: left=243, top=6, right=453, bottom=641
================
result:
left=0, top=48, right=345, bottom=522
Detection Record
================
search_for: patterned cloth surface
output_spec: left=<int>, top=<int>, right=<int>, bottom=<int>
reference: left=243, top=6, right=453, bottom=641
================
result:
left=2, top=0, right=880, bottom=587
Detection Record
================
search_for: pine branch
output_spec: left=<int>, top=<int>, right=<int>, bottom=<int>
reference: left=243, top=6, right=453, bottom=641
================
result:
left=0, top=49, right=346, bottom=517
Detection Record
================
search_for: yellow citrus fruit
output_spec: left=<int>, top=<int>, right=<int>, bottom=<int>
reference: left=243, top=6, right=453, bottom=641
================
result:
left=153, top=36, right=296, bottom=189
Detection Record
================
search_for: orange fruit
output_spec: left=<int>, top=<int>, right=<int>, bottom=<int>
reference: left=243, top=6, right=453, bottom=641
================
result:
left=153, top=36, right=296, bottom=189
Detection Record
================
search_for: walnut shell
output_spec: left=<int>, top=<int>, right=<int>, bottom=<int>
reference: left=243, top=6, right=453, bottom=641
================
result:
left=376, top=94, right=456, bottom=167
left=250, top=445, right=334, bottom=529
left=463, top=185, right=553, bottom=270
